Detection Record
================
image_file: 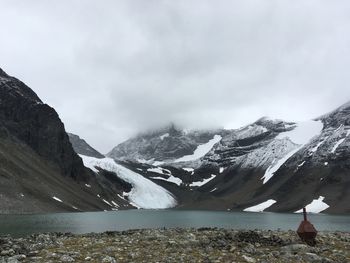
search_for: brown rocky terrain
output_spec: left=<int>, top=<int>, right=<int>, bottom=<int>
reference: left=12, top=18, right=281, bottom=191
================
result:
left=0, top=229, right=348, bottom=263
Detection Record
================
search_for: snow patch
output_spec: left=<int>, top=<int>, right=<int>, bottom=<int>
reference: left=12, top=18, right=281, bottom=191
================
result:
left=174, top=135, right=222, bottom=163
left=262, top=120, right=323, bottom=184
left=190, top=174, right=216, bottom=187
left=298, top=161, right=306, bottom=167
left=153, top=161, right=165, bottom=166
left=52, top=196, right=63, bottom=203
left=295, top=196, right=330, bottom=213
left=219, top=167, right=225, bottom=173
left=324, top=162, right=328, bottom=166
left=147, top=167, right=171, bottom=175
left=80, top=155, right=176, bottom=209
left=103, top=199, right=113, bottom=207
left=85, top=184, right=91, bottom=188
left=331, top=138, right=346, bottom=153
left=244, top=199, right=277, bottom=212
left=262, top=147, right=301, bottom=184
left=160, top=133, right=169, bottom=140
left=150, top=176, right=182, bottom=186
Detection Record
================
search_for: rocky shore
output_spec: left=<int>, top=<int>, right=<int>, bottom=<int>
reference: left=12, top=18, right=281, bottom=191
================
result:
left=0, top=229, right=349, bottom=263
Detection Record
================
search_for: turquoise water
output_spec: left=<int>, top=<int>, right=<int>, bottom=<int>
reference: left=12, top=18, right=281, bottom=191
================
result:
left=0, top=210, right=349, bottom=237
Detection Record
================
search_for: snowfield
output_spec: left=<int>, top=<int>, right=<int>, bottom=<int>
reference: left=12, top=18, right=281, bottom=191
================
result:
left=174, top=135, right=222, bottom=163
left=190, top=174, right=216, bottom=187
left=80, top=155, right=177, bottom=209
left=295, top=196, right=330, bottom=213
left=148, top=167, right=183, bottom=186
left=243, top=199, right=277, bottom=212
left=262, top=121, right=323, bottom=184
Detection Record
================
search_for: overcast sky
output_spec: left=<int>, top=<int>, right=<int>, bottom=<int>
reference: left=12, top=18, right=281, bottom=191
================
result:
left=1, top=0, right=350, bottom=153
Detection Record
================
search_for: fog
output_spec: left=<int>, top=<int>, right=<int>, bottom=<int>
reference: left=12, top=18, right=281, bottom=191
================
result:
left=1, top=0, right=350, bottom=152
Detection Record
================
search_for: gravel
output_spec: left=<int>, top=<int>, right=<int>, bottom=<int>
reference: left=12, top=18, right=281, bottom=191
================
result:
left=0, top=229, right=348, bottom=262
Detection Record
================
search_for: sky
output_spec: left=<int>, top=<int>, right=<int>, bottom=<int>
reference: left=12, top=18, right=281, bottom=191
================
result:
left=1, top=0, right=350, bottom=153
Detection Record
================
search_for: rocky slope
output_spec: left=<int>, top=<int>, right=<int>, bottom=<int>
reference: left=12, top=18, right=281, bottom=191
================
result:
left=68, top=133, right=104, bottom=159
left=0, top=68, right=135, bottom=213
left=106, top=102, right=350, bottom=214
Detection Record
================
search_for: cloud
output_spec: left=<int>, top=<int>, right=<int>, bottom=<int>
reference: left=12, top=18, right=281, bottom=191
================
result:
left=1, top=0, right=350, bottom=152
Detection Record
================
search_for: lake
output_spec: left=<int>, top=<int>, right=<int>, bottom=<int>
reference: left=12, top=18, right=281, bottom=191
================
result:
left=0, top=210, right=349, bottom=237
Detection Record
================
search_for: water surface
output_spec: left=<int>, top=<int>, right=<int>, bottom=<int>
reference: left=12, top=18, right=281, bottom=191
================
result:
left=0, top=210, right=349, bottom=237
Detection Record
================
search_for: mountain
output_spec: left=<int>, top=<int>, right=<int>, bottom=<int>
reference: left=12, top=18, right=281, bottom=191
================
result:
left=104, top=104, right=350, bottom=214
left=2, top=67, right=348, bottom=214
left=68, top=133, right=104, bottom=158
left=0, top=68, right=135, bottom=213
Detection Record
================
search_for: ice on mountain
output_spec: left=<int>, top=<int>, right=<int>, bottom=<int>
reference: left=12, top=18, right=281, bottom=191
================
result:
left=298, top=161, right=306, bottom=167
left=189, top=174, right=216, bottom=187
left=331, top=138, right=346, bottom=153
left=160, top=133, right=169, bottom=140
left=80, top=155, right=177, bottom=209
left=150, top=176, right=183, bottom=186
left=103, top=199, right=113, bottom=207
left=243, top=199, right=277, bottom=212
left=261, top=120, right=323, bottom=184
left=174, top=135, right=222, bottom=163
left=52, top=196, right=63, bottom=203
left=295, top=196, right=329, bottom=213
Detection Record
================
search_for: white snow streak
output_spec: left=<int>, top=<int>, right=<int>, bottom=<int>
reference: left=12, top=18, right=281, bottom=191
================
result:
left=52, top=196, right=63, bottom=203
left=331, top=138, right=346, bottom=153
left=150, top=176, right=182, bottom=186
left=174, top=135, right=222, bottom=163
left=262, top=121, right=323, bottom=184
left=295, top=196, right=330, bottom=214
left=80, top=155, right=177, bottom=209
left=190, top=174, right=216, bottom=187
left=262, top=147, right=301, bottom=184
left=160, top=133, right=169, bottom=140
left=298, top=161, right=306, bottom=167
left=244, top=199, right=277, bottom=212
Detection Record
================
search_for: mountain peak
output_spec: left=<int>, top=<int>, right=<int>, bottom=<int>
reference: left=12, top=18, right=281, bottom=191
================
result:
left=0, top=68, right=42, bottom=103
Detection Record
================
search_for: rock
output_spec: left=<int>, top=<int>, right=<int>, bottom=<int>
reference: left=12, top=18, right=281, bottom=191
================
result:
left=304, top=252, right=324, bottom=262
left=281, top=244, right=309, bottom=253
left=243, top=243, right=256, bottom=254
left=0, top=249, right=14, bottom=256
left=242, top=255, right=256, bottom=263
left=6, top=258, right=19, bottom=263
left=9, top=255, right=26, bottom=260
left=60, top=255, right=75, bottom=262
left=102, top=256, right=117, bottom=263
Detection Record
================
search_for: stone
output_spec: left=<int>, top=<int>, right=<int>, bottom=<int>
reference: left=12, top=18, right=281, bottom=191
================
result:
left=60, top=255, right=75, bottom=262
left=242, top=255, right=256, bottom=263
left=102, top=256, right=117, bottom=263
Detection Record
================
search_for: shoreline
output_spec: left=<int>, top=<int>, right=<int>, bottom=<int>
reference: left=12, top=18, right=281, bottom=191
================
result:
left=0, top=228, right=349, bottom=262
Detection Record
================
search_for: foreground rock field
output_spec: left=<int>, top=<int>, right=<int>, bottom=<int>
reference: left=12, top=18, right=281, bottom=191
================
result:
left=0, top=229, right=349, bottom=262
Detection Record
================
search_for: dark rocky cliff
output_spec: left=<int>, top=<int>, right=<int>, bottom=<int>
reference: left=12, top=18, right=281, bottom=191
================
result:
left=0, top=68, right=88, bottom=181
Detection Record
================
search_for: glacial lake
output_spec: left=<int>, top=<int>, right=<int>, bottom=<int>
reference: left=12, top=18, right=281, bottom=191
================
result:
left=0, top=210, right=349, bottom=237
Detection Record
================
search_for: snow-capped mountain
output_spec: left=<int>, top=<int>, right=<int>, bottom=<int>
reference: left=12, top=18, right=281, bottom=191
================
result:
left=105, top=104, right=350, bottom=214
left=1, top=67, right=349, bottom=214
